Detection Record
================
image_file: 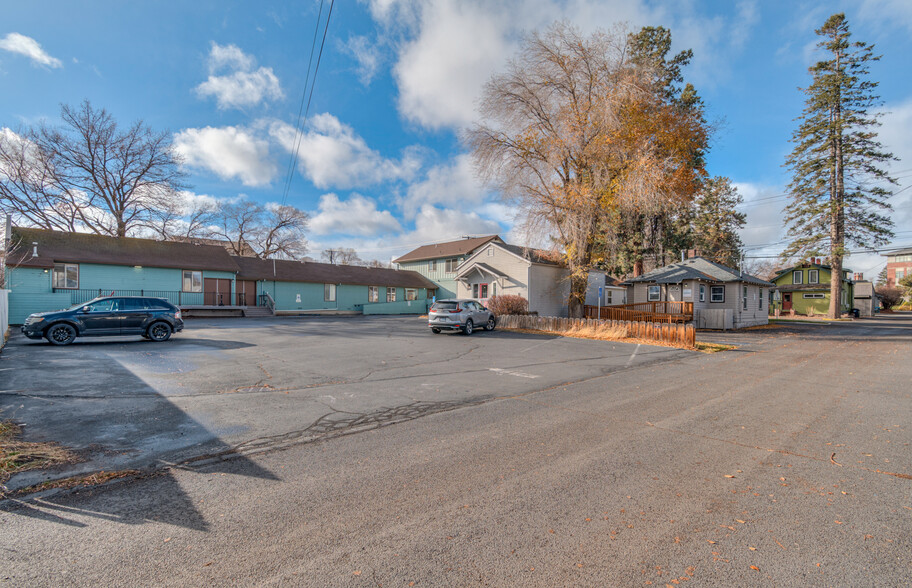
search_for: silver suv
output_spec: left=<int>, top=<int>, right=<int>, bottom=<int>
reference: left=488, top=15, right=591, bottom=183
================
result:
left=428, top=299, right=496, bottom=335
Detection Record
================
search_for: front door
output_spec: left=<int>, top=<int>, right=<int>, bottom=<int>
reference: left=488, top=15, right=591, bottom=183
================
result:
left=204, top=278, right=233, bottom=306
left=479, top=282, right=488, bottom=304
left=237, top=280, right=257, bottom=306
left=783, top=293, right=792, bottom=311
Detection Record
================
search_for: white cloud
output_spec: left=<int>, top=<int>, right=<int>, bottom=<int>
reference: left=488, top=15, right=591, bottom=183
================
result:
left=309, top=193, right=402, bottom=236
left=859, top=0, right=912, bottom=33
left=369, top=0, right=757, bottom=131
left=400, top=154, right=487, bottom=218
left=195, top=42, right=283, bottom=110
left=408, top=205, right=502, bottom=244
left=343, top=35, right=382, bottom=85
left=173, top=126, right=276, bottom=186
left=269, top=114, right=422, bottom=189
left=0, top=33, right=62, bottom=68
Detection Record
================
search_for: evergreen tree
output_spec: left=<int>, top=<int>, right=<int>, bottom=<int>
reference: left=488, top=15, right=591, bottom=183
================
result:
left=692, top=177, right=746, bottom=267
left=783, top=13, right=896, bottom=318
left=876, top=265, right=888, bottom=285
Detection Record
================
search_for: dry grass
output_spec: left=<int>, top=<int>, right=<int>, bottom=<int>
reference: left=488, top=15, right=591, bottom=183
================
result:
left=12, top=469, right=140, bottom=497
left=502, top=326, right=697, bottom=350
left=694, top=341, right=738, bottom=353
left=562, top=323, right=628, bottom=341
left=1, top=420, right=77, bottom=494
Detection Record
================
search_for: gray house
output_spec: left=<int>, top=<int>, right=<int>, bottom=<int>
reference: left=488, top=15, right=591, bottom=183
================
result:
left=625, top=257, right=774, bottom=329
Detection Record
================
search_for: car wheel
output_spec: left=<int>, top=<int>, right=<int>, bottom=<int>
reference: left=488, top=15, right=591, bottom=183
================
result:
left=463, top=319, right=473, bottom=335
left=485, top=316, right=496, bottom=331
left=147, top=321, right=172, bottom=342
left=431, top=328, right=441, bottom=334
left=46, top=323, right=76, bottom=346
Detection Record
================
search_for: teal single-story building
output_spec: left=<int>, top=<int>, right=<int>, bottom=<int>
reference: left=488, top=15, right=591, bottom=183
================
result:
left=4, top=227, right=437, bottom=324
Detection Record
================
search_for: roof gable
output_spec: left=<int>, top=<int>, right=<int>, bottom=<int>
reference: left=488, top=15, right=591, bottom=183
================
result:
left=627, top=257, right=774, bottom=287
left=393, top=235, right=501, bottom=263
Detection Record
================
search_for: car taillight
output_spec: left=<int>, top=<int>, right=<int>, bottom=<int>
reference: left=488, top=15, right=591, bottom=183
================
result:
left=175, top=310, right=182, bottom=320
left=449, top=306, right=461, bottom=313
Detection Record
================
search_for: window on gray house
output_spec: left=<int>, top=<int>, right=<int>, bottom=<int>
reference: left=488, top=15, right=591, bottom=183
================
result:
left=710, top=286, right=725, bottom=303
left=648, top=285, right=661, bottom=301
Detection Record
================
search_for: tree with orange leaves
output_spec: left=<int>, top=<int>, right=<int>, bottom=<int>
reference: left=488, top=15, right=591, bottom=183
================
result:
left=467, top=23, right=709, bottom=317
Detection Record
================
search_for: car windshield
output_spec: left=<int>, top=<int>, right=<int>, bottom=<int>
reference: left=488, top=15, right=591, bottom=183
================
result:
left=431, top=301, right=459, bottom=311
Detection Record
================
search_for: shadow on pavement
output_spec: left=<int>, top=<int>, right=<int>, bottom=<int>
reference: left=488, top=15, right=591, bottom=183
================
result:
left=0, top=333, right=278, bottom=531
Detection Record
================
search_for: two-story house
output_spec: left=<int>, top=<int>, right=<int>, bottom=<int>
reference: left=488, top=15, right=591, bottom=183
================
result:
left=393, top=235, right=503, bottom=299
left=770, top=258, right=855, bottom=316
left=882, top=247, right=912, bottom=287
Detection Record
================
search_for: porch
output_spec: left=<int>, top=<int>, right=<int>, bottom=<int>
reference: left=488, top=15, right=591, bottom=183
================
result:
left=584, top=301, right=694, bottom=324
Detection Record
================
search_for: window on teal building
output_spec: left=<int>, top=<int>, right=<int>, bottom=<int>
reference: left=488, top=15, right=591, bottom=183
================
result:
left=324, top=284, right=336, bottom=302
left=182, top=270, right=202, bottom=292
left=53, top=263, right=79, bottom=289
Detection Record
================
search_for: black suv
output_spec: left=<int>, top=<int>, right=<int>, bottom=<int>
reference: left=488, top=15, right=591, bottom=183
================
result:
left=21, top=296, right=184, bottom=346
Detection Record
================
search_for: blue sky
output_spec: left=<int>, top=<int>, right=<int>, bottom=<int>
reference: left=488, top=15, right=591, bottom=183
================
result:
left=2, top=0, right=911, bottom=275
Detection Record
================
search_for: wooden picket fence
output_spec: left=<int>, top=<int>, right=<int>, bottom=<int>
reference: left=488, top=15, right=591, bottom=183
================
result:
left=498, top=314, right=696, bottom=348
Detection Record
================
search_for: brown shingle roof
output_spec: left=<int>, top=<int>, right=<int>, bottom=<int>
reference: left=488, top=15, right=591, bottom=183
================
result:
left=6, top=227, right=438, bottom=289
left=393, top=235, right=501, bottom=263
left=234, top=256, right=437, bottom=288
left=7, top=227, right=240, bottom=271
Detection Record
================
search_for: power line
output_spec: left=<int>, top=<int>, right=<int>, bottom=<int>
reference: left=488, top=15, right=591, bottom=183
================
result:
left=279, top=0, right=326, bottom=208
left=280, top=0, right=335, bottom=207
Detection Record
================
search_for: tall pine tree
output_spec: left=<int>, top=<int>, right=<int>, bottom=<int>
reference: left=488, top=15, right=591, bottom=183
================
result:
left=693, top=177, right=746, bottom=267
left=784, top=13, right=896, bottom=318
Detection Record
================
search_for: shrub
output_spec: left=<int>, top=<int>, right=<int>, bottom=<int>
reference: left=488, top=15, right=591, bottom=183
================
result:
left=486, top=294, right=529, bottom=315
left=876, top=286, right=904, bottom=310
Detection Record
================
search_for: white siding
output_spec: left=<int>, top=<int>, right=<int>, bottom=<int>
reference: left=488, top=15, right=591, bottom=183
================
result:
left=529, top=263, right=571, bottom=317
left=456, top=244, right=531, bottom=301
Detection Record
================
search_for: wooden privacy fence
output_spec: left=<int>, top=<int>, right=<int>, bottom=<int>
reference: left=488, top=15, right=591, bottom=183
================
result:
left=584, top=301, right=693, bottom=324
left=498, top=314, right=696, bottom=348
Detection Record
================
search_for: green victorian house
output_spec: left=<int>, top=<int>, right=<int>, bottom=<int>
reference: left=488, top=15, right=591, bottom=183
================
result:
left=770, top=258, right=855, bottom=316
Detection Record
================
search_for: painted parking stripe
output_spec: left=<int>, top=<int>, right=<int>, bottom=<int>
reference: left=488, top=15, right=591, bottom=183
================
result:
left=489, top=368, right=539, bottom=379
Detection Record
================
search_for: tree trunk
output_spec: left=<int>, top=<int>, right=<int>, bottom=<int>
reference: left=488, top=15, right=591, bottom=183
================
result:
left=829, top=53, right=845, bottom=320
left=568, top=272, right=588, bottom=318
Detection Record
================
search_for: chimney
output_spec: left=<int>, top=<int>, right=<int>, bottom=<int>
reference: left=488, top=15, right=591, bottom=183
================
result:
left=633, top=260, right=643, bottom=277
left=688, top=249, right=698, bottom=259
left=854, top=272, right=863, bottom=281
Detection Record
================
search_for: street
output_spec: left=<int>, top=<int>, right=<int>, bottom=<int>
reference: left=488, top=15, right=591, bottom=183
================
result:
left=2, top=315, right=911, bottom=586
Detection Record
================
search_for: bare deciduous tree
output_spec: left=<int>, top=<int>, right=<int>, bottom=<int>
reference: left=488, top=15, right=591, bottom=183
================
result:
left=210, top=200, right=308, bottom=259
left=0, top=100, right=186, bottom=237
left=321, top=247, right=362, bottom=265
left=467, top=23, right=708, bottom=316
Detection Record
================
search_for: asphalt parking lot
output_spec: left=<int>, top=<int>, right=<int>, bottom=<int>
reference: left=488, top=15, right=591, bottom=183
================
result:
left=1, top=315, right=691, bottom=490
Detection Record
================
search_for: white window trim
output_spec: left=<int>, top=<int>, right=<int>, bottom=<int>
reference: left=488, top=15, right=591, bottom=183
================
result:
left=444, top=258, right=458, bottom=273
left=53, top=263, right=79, bottom=289
left=808, top=269, right=819, bottom=284
left=386, top=287, right=396, bottom=302
left=324, top=283, right=336, bottom=302
left=647, top=285, right=661, bottom=302
left=699, top=284, right=705, bottom=302
left=368, top=286, right=379, bottom=303
left=792, top=270, right=803, bottom=285
left=803, top=293, right=825, bottom=299
left=405, top=288, right=417, bottom=301
left=742, top=286, right=748, bottom=310
left=182, top=270, right=202, bottom=293
left=710, top=285, right=725, bottom=303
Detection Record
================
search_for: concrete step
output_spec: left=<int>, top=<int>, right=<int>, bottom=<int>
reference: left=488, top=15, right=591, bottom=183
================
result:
left=243, top=307, right=274, bottom=317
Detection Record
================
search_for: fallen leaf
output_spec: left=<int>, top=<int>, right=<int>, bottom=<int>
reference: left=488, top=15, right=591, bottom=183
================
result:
left=353, top=571, right=361, bottom=576
left=707, top=540, right=716, bottom=544
left=835, top=520, right=843, bottom=524
left=750, top=565, right=759, bottom=571
left=724, top=475, right=735, bottom=478
left=736, top=519, right=746, bottom=524
left=163, top=538, right=171, bottom=543
left=203, top=561, right=213, bottom=567
left=749, top=547, right=756, bottom=551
